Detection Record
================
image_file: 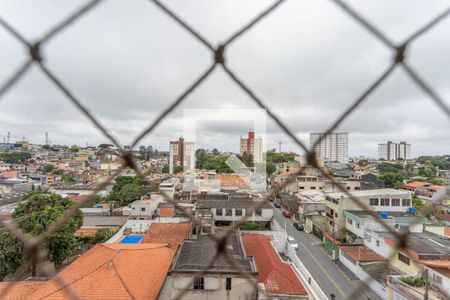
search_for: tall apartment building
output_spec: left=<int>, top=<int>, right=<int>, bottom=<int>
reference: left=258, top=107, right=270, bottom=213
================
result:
left=378, top=141, right=411, bottom=160
left=309, top=132, right=348, bottom=163
left=240, top=131, right=263, bottom=164
left=169, top=137, right=195, bottom=174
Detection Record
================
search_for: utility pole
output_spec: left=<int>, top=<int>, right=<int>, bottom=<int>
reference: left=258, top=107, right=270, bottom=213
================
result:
left=279, top=142, right=282, bottom=153
left=424, top=268, right=429, bottom=300
left=7, top=131, right=10, bottom=144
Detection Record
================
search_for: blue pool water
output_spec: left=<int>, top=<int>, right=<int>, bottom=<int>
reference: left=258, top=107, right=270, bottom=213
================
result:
left=119, top=235, right=144, bottom=244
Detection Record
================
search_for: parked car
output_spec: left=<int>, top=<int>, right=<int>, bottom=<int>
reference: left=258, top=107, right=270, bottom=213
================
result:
left=287, top=236, right=298, bottom=250
left=293, top=223, right=304, bottom=231
left=274, top=202, right=281, bottom=208
left=282, top=211, right=291, bottom=218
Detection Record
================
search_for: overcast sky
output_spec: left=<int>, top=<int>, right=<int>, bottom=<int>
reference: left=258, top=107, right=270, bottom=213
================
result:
left=0, top=0, right=449, bottom=158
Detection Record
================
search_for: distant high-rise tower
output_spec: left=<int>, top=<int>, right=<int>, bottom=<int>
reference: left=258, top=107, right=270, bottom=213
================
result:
left=169, top=137, right=195, bottom=174
left=240, top=131, right=263, bottom=164
left=378, top=141, right=411, bottom=160
left=310, top=132, right=349, bottom=163
left=45, top=132, right=49, bottom=145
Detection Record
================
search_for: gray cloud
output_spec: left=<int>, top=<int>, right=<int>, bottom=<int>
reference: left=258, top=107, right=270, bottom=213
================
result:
left=0, top=0, right=449, bottom=158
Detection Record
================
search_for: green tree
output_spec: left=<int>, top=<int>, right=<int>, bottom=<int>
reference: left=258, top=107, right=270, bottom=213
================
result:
left=418, top=167, right=435, bottom=178
left=412, top=197, right=425, bottom=211
left=0, top=151, right=31, bottom=163
left=13, top=193, right=82, bottom=267
left=266, top=161, right=277, bottom=176
left=174, top=165, right=184, bottom=174
left=266, top=151, right=296, bottom=164
left=211, top=148, right=220, bottom=156
left=202, top=155, right=233, bottom=173
left=0, top=228, right=25, bottom=281
left=116, top=184, right=145, bottom=206
left=195, top=149, right=213, bottom=169
left=62, top=174, right=75, bottom=183
left=358, top=159, right=369, bottom=167
left=162, top=164, right=169, bottom=173
left=91, top=228, right=116, bottom=244
left=377, top=162, right=403, bottom=174
left=112, top=176, right=143, bottom=193
left=43, top=164, right=55, bottom=174
left=379, top=172, right=404, bottom=188
left=70, top=146, right=79, bottom=153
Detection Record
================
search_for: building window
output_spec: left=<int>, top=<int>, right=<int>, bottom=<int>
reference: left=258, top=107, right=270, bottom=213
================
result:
left=347, top=218, right=353, bottom=225
left=346, top=186, right=350, bottom=190
left=398, top=253, right=410, bottom=265
left=369, top=198, right=379, bottom=206
left=255, top=209, right=262, bottom=216
left=402, top=199, right=411, bottom=207
left=381, top=198, right=390, bottom=206
left=299, top=186, right=305, bottom=190
left=356, top=222, right=360, bottom=229
left=141, top=207, right=146, bottom=212
left=334, top=212, right=338, bottom=218
left=311, top=186, right=316, bottom=190
left=226, top=278, right=232, bottom=290
left=216, top=209, right=223, bottom=216
left=193, top=277, right=205, bottom=290
left=376, top=240, right=380, bottom=247
left=235, top=209, right=242, bottom=216
left=226, top=209, right=233, bottom=216
left=392, top=199, right=400, bottom=206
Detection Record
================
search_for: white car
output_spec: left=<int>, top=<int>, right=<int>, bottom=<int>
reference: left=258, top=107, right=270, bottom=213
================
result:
left=287, top=236, right=298, bottom=250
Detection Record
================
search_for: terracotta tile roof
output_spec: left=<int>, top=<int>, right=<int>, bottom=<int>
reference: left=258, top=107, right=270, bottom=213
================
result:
left=142, top=223, right=191, bottom=247
left=159, top=207, right=175, bottom=216
left=6, top=243, right=176, bottom=300
left=339, top=245, right=385, bottom=262
left=74, top=227, right=100, bottom=237
left=403, top=181, right=426, bottom=189
left=242, top=234, right=308, bottom=296
left=215, top=174, right=250, bottom=189
left=418, top=260, right=450, bottom=268
left=0, top=282, right=45, bottom=300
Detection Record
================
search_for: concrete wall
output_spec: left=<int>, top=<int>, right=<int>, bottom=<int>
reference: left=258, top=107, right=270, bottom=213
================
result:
left=364, top=231, right=389, bottom=258
left=427, top=267, right=450, bottom=298
left=286, top=244, right=327, bottom=300
left=338, top=249, right=387, bottom=299
left=170, top=275, right=256, bottom=300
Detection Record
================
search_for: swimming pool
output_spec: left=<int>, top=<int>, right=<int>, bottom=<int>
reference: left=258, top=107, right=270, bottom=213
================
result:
left=119, top=235, right=144, bottom=244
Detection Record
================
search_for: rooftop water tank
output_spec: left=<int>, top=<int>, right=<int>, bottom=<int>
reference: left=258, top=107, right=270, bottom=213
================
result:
left=408, top=207, right=417, bottom=214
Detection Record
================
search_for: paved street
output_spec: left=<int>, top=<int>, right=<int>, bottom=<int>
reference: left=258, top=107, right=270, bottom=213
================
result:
left=272, top=205, right=381, bottom=300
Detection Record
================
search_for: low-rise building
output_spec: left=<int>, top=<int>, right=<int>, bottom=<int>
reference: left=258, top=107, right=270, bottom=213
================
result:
left=344, top=210, right=426, bottom=239
left=167, top=230, right=258, bottom=300
left=325, top=189, right=412, bottom=236
left=295, top=190, right=326, bottom=223
left=242, top=234, right=309, bottom=299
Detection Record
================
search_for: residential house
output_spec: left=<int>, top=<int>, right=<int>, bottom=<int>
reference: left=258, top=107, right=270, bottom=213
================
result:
left=0, top=243, right=177, bottom=299
left=325, top=189, right=412, bottom=236
left=242, top=234, right=309, bottom=299
left=295, top=190, right=326, bottom=223
left=344, top=210, right=426, bottom=239
left=167, top=230, right=258, bottom=300
left=196, top=197, right=273, bottom=227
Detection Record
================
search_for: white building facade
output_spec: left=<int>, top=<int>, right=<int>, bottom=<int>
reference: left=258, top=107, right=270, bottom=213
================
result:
left=378, top=141, right=411, bottom=160
left=310, top=132, right=348, bottom=163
